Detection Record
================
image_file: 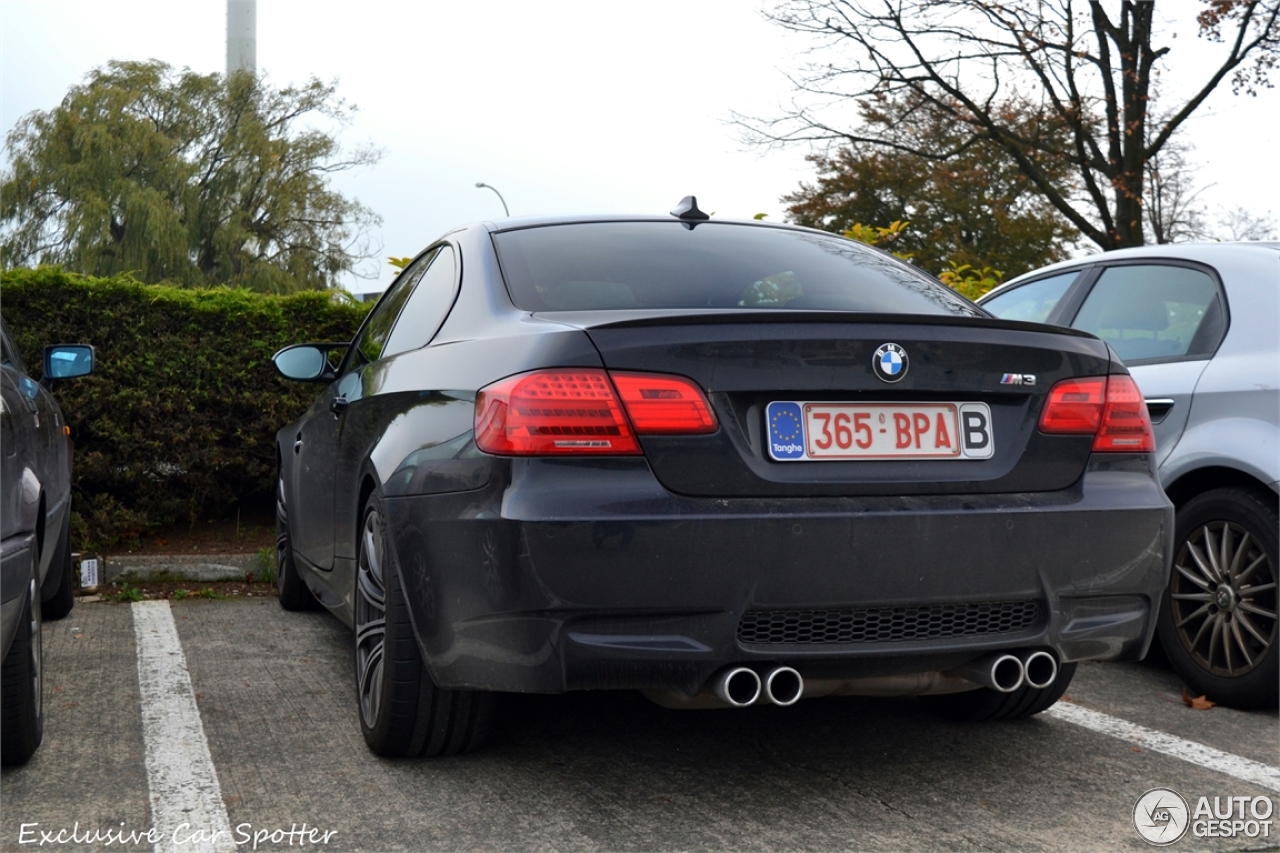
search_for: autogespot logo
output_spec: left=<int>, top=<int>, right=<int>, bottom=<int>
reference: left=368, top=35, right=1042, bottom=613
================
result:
left=1134, top=788, right=1190, bottom=845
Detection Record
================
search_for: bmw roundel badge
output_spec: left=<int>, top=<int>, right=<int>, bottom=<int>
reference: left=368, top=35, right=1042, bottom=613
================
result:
left=872, top=343, right=909, bottom=383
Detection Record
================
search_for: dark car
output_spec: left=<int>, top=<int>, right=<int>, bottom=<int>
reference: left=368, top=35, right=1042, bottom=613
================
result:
left=980, top=243, right=1279, bottom=708
left=1, top=317, right=93, bottom=765
left=273, top=201, right=1173, bottom=758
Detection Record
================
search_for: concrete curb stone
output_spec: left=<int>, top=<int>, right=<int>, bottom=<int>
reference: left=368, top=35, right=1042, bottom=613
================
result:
left=97, top=553, right=265, bottom=584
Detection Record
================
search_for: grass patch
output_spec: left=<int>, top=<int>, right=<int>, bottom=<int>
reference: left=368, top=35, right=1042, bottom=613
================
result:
left=99, top=580, right=276, bottom=602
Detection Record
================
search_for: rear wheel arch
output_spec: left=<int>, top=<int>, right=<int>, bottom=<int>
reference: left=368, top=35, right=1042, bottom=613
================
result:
left=1164, top=466, right=1278, bottom=511
left=355, top=473, right=379, bottom=558
left=275, top=452, right=319, bottom=612
left=353, top=488, right=495, bottom=757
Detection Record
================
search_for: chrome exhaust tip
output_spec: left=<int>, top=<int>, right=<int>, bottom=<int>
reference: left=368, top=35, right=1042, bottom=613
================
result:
left=955, top=653, right=1025, bottom=693
left=1020, top=650, right=1059, bottom=689
left=712, top=666, right=762, bottom=707
left=764, top=667, right=804, bottom=706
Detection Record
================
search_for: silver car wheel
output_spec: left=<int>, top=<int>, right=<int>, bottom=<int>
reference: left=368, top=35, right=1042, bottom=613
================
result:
left=354, top=508, right=388, bottom=729
left=1170, top=519, right=1277, bottom=677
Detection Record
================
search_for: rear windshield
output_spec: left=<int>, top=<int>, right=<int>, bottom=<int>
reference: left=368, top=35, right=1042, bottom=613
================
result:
left=492, top=222, right=984, bottom=317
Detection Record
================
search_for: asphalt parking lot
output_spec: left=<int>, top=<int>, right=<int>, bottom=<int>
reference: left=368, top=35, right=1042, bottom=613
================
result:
left=2, top=595, right=1276, bottom=853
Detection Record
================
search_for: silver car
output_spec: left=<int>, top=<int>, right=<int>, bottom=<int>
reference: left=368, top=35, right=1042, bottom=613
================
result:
left=980, top=242, right=1278, bottom=708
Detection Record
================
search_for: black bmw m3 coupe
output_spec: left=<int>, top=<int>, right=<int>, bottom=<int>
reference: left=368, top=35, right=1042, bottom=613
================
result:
left=273, top=200, right=1173, bottom=757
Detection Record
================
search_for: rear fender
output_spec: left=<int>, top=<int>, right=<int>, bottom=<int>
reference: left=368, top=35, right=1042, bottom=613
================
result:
left=1159, top=416, right=1280, bottom=494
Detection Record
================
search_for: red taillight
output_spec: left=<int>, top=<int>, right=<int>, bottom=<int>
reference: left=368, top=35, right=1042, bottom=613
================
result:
left=474, top=369, right=717, bottom=455
left=1093, top=374, right=1155, bottom=452
left=610, top=372, right=718, bottom=435
left=475, top=370, right=640, bottom=455
left=1039, top=377, right=1106, bottom=434
left=1039, top=374, right=1155, bottom=453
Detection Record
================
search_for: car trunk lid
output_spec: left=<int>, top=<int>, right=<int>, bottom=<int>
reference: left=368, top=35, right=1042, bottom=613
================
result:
left=545, top=311, right=1113, bottom=497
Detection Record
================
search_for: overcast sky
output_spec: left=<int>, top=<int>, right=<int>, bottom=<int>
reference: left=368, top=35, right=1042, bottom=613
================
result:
left=2, top=0, right=1277, bottom=293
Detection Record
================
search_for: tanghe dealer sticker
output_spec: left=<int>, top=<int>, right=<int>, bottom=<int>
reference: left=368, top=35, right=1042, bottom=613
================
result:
left=766, top=401, right=994, bottom=461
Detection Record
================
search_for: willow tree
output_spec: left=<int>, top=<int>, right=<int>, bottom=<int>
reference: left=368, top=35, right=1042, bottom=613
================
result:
left=745, top=1, right=1280, bottom=250
left=0, top=60, right=381, bottom=291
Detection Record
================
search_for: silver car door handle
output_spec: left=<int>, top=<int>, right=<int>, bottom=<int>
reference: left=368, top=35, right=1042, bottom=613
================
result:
left=1144, top=398, right=1175, bottom=423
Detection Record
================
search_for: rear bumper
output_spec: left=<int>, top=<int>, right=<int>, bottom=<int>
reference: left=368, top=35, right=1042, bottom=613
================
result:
left=384, top=456, right=1173, bottom=695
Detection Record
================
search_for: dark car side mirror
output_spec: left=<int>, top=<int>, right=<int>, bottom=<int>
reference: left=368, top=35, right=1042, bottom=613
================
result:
left=43, top=344, right=94, bottom=381
left=273, top=343, right=348, bottom=382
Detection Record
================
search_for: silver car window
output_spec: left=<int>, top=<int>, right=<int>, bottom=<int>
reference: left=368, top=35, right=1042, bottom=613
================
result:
left=1072, top=264, right=1220, bottom=363
left=981, top=272, right=1079, bottom=323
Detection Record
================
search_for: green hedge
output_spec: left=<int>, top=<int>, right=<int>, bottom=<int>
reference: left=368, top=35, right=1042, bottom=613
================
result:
left=2, top=267, right=369, bottom=548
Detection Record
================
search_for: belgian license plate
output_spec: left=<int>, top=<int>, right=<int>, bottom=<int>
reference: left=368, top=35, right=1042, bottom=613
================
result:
left=766, top=401, right=994, bottom=461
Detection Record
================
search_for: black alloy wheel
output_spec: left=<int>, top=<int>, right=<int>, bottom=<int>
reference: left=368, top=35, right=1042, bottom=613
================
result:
left=919, top=663, right=1076, bottom=722
left=1158, top=488, right=1279, bottom=709
left=1, top=546, right=44, bottom=765
left=276, top=473, right=318, bottom=611
left=354, top=494, right=494, bottom=757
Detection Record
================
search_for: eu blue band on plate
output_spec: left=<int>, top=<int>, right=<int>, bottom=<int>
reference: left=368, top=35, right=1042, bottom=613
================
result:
left=766, top=401, right=805, bottom=460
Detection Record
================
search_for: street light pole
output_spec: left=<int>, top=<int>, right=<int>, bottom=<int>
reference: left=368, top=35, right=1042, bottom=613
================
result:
left=474, top=182, right=510, bottom=217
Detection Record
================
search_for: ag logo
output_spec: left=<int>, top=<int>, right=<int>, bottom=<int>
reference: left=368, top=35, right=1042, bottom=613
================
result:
left=872, top=343, right=908, bottom=383
left=1134, top=788, right=1190, bottom=845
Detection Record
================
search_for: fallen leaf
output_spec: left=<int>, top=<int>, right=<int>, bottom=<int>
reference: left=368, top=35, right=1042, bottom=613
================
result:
left=1182, top=690, right=1216, bottom=710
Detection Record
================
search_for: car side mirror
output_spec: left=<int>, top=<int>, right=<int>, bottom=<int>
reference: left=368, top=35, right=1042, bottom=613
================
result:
left=43, top=344, right=94, bottom=381
left=273, top=343, right=346, bottom=382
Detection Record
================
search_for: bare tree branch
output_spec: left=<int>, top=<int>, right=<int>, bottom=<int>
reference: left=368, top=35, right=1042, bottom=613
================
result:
left=739, top=0, right=1280, bottom=250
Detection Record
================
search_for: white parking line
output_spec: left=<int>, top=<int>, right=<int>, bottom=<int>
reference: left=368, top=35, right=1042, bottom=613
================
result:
left=133, top=601, right=235, bottom=853
left=1047, top=701, right=1280, bottom=792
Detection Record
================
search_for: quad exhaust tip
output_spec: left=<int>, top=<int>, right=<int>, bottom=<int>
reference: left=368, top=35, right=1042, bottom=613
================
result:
left=952, top=650, right=1059, bottom=693
left=707, top=653, right=1053, bottom=708
left=1021, top=650, right=1059, bottom=689
left=713, top=666, right=762, bottom=707
left=989, top=654, right=1026, bottom=692
left=955, top=653, right=1025, bottom=693
left=711, top=666, right=805, bottom=707
left=764, top=667, right=804, bottom=706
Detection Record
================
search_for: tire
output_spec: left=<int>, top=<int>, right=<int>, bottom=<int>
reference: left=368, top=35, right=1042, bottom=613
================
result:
left=919, top=662, right=1076, bottom=722
left=354, top=494, right=494, bottom=757
left=2, top=547, right=44, bottom=766
left=276, top=473, right=319, bottom=611
left=1156, top=488, right=1279, bottom=709
left=41, top=510, right=76, bottom=621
